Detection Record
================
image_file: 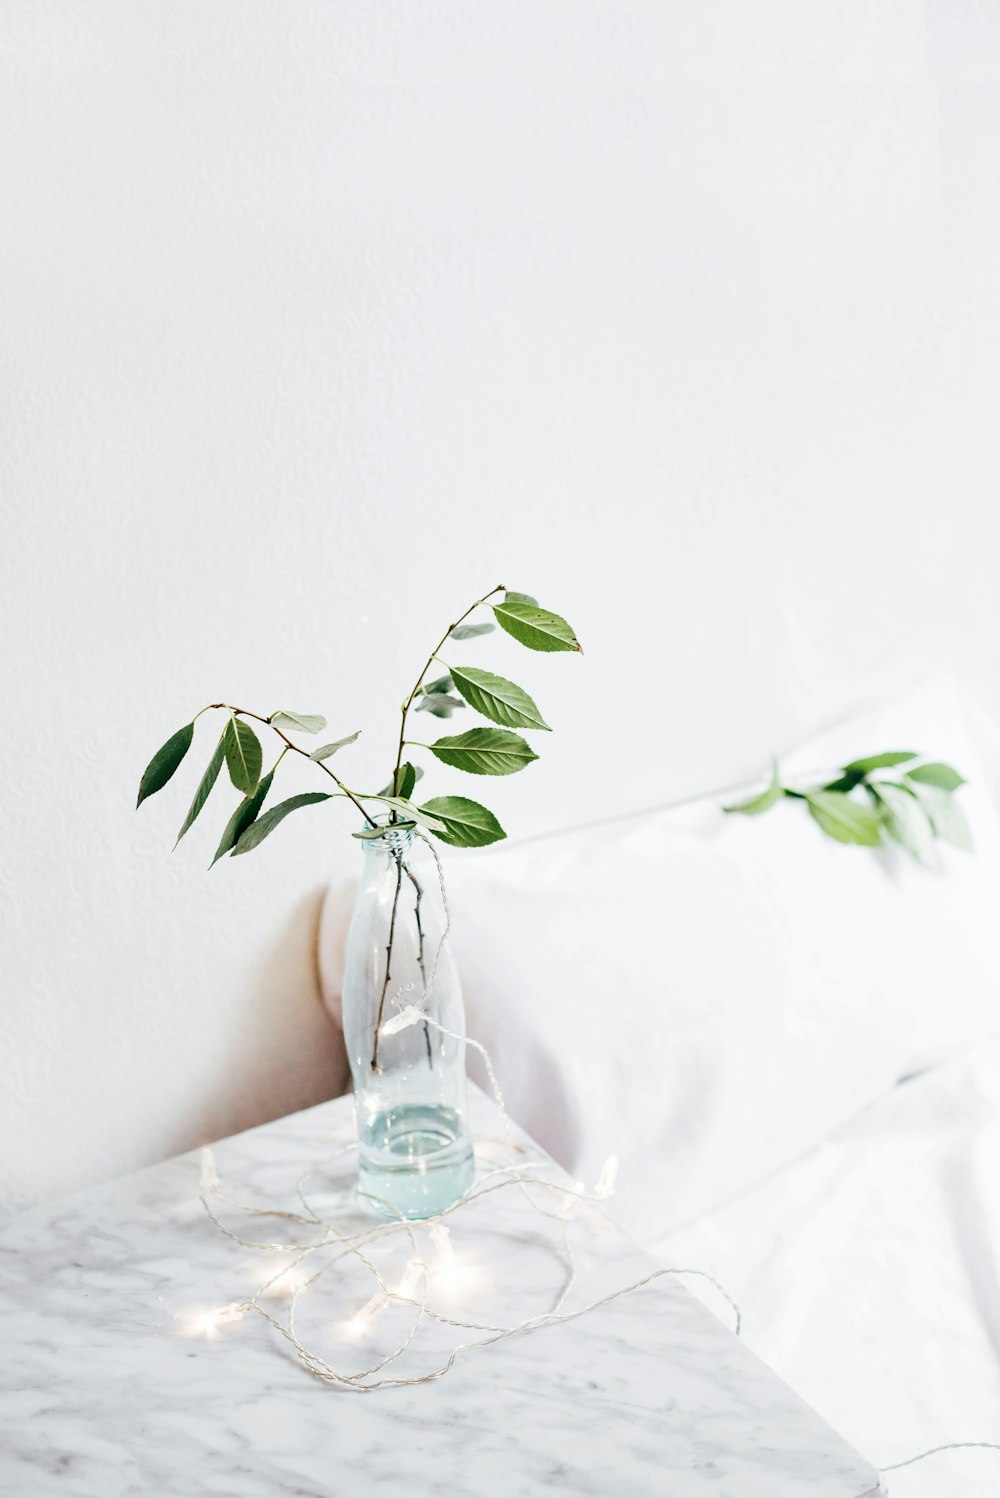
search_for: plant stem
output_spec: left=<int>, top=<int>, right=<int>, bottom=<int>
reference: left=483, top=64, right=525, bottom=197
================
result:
left=404, top=863, right=433, bottom=1067
left=371, top=588, right=504, bottom=1072
left=210, top=704, right=376, bottom=827
left=387, top=584, right=505, bottom=819
left=370, top=851, right=404, bottom=1072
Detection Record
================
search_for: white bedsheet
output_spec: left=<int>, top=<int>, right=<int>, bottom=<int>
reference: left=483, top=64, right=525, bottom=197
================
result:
left=647, top=1035, right=1000, bottom=1497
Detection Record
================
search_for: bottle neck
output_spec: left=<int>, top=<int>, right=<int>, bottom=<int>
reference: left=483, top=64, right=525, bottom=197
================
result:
left=360, top=825, right=414, bottom=862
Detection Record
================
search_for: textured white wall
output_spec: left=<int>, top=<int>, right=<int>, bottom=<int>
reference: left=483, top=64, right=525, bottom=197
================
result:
left=3, top=1, right=999, bottom=1216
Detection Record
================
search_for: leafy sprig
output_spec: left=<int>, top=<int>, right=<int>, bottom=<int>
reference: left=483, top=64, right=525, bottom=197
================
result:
left=724, top=750, right=971, bottom=863
left=136, top=586, right=581, bottom=861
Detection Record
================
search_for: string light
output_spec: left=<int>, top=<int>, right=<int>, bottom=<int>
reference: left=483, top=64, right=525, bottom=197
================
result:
left=179, top=831, right=999, bottom=1486
left=188, top=1113, right=997, bottom=1484
left=879, top=1441, right=1000, bottom=1486
left=189, top=1045, right=742, bottom=1386
left=241, top=1255, right=312, bottom=1299
left=185, top=832, right=743, bottom=1386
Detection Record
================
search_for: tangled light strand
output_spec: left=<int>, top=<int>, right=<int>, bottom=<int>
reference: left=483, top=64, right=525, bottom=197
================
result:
left=189, top=833, right=998, bottom=1481
left=878, top=1441, right=1000, bottom=1492
left=191, top=832, right=740, bottom=1388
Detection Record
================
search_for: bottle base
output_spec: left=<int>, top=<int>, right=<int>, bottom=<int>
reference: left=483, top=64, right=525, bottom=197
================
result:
left=357, top=1102, right=475, bottom=1220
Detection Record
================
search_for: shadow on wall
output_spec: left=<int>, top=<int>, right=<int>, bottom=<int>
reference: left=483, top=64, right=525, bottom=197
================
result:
left=175, top=887, right=351, bottom=1156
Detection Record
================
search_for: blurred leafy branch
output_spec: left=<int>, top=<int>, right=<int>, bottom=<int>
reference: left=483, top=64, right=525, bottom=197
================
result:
left=723, top=750, right=971, bottom=864
left=136, top=587, right=582, bottom=862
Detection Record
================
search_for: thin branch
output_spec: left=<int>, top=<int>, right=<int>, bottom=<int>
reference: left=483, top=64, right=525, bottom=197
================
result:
left=372, top=586, right=504, bottom=1075
left=210, top=704, right=375, bottom=827
left=404, top=862, right=433, bottom=1067
left=388, top=584, right=505, bottom=816
left=370, top=851, right=404, bottom=1072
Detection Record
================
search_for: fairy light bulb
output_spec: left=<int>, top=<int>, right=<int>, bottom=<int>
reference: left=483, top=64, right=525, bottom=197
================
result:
left=337, top=1312, right=370, bottom=1341
left=357, top=1288, right=389, bottom=1319
left=396, top=1258, right=426, bottom=1298
left=429, top=1221, right=453, bottom=1262
left=199, top=1147, right=220, bottom=1194
left=175, top=1303, right=245, bottom=1339
left=350, top=1257, right=427, bottom=1326
left=381, top=1006, right=422, bottom=1037
left=595, top=1155, right=619, bottom=1200
left=242, top=1255, right=310, bottom=1298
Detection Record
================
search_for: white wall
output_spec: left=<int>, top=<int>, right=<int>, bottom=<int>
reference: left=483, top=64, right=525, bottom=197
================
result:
left=3, top=1, right=999, bottom=1217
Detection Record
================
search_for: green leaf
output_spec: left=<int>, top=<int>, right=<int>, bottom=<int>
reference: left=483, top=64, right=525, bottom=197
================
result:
left=210, top=769, right=275, bottom=866
left=416, top=693, right=466, bottom=718
left=270, top=710, right=327, bottom=735
left=449, top=665, right=551, bottom=731
left=869, top=781, right=936, bottom=865
left=367, top=797, right=447, bottom=833
left=905, top=781, right=974, bottom=852
left=418, top=674, right=453, bottom=696
left=377, top=765, right=424, bottom=797
left=429, top=727, right=539, bottom=776
left=504, top=592, right=538, bottom=606
left=232, top=791, right=332, bottom=855
left=137, top=722, right=194, bottom=807
left=394, top=762, right=418, bottom=799
left=223, top=718, right=262, bottom=797
left=449, top=622, right=495, bottom=641
left=310, top=731, right=361, bottom=761
left=175, top=730, right=227, bottom=846
left=419, top=796, right=506, bottom=848
left=905, top=762, right=966, bottom=792
left=493, top=597, right=581, bottom=653
left=805, top=789, right=883, bottom=847
left=723, top=761, right=783, bottom=816
left=842, top=750, right=919, bottom=776
left=821, top=772, right=864, bottom=793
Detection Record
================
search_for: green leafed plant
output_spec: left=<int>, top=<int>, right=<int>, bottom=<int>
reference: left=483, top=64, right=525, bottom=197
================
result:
left=723, top=748, right=971, bottom=863
left=136, top=585, right=580, bottom=861
left=136, top=722, right=193, bottom=807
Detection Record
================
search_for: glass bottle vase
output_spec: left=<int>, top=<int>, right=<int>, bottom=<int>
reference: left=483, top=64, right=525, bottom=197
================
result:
left=341, top=823, right=474, bottom=1219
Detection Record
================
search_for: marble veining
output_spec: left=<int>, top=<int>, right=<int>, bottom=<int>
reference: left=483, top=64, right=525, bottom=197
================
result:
left=0, top=1087, right=881, bottom=1497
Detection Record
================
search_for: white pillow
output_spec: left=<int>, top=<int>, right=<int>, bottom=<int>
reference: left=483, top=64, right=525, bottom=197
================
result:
left=439, top=678, right=1000, bottom=1242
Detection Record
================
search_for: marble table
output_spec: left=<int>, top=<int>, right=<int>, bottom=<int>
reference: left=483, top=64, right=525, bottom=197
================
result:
left=0, top=1087, right=881, bottom=1497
